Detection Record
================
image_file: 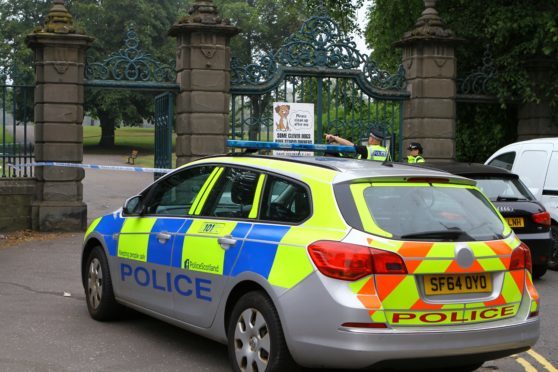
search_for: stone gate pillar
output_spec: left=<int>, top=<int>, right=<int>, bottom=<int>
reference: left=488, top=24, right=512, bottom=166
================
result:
left=395, top=0, right=461, bottom=161
left=26, top=0, right=93, bottom=231
left=517, top=58, right=558, bottom=140
left=169, top=0, right=239, bottom=166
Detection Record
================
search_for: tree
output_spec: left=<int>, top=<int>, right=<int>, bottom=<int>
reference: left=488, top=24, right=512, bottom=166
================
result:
left=0, top=0, right=187, bottom=147
left=367, top=0, right=558, bottom=104
left=0, top=0, right=50, bottom=80
left=70, top=0, right=187, bottom=147
left=366, top=0, right=558, bottom=161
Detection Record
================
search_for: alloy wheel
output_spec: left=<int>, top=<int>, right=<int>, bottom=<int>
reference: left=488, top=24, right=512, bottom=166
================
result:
left=87, top=257, right=103, bottom=309
left=233, top=308, right=271, bottom=372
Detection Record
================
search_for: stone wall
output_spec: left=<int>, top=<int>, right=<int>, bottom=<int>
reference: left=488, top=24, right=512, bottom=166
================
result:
left=0, top=179, right=37, bottom=232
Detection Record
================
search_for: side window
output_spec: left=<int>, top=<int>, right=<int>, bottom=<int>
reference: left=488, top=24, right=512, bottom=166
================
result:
left=203, top=167, right=260, bottom=218
left=261, top=176, right=310, bottom=223
left=545, top=152, right=558, bottom=191
left=487, top=152, right=516, bottom=171
left=143, top=166, right=214, bottom=216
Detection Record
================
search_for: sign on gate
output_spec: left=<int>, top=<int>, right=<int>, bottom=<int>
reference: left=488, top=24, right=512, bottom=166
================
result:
left=272, top=102, right=314, bottom=156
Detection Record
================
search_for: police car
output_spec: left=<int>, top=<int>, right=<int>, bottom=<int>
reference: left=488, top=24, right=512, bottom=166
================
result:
left=82, top=147, right=539, bottom=371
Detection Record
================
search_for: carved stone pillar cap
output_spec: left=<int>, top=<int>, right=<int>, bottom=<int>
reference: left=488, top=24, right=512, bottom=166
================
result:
left=178, top=0, right=230, bottom=26
left=32, top=0, right=84, bottom=35
left=395, top=0, right=462, bottom=46
left=169, top=0, right=240, bottom=37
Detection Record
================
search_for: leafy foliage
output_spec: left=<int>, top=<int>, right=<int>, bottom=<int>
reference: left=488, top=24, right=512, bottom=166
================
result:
left=367, top=0, right=558, bottom=105
left=456, top=104, right=517, bottom=162
left=366, top=0, right=558, bottom=161
left=71, top=0, right=186, bottom=146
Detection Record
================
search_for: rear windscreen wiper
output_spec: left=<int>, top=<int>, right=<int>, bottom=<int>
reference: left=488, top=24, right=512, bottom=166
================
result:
left=400, top=229, right=474, bottom=241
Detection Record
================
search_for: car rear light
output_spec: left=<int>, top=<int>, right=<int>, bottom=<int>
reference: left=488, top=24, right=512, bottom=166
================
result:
left=308, top=241, right=407, bottom=281
left=532, top=211, right=551, bottom=227
left=509, top=242, right=532, bottom=273
left=341, top=322, right=388, bottom=329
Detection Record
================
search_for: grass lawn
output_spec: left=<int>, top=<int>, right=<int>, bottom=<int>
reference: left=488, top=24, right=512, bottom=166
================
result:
left=0, top=127, right=14, bottom=144
left=83, top=126, right=176, bottom=168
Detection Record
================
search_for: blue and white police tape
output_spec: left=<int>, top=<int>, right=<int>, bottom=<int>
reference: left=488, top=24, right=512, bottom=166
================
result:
left=8, top=162, right=173, bottom=174
left=226, top=140, right=356, bottom=153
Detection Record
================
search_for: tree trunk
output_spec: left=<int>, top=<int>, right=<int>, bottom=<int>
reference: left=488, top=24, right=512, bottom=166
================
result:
left=98, top=110, right=117, bottom=147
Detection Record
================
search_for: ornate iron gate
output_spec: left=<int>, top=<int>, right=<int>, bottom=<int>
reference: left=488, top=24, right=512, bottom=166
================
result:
left=230, top=10, right=409, bottom=159
left=0, top=73, right=34, bottom=178
left=84, top=26, right=178, bottom=176
left=154, top=92, right=174, bottom=174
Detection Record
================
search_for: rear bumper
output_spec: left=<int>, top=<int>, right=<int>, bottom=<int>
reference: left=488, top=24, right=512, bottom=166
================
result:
left=519, top=232, right=552, bottom=266
left=279, top=273, right=540, bottom=370
left=288, top=317, right=539, bottom=369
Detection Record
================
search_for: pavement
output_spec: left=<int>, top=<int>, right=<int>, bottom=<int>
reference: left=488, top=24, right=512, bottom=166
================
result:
left=82, top=154, right=153, bottom=224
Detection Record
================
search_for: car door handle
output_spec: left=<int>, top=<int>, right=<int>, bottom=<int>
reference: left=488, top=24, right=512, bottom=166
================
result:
left=156, top=232, right=172, bottom=243
left=218, top=236, right=237, bottom=250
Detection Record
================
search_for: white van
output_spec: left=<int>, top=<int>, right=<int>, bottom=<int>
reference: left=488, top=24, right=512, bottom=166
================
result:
left=486, top=138, right=558, bottom=268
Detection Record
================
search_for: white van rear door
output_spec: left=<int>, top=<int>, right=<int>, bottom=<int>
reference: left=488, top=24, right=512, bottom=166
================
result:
left=542, top=151, right=558, bottom=222
left=513, top=144, right=553, bottom=198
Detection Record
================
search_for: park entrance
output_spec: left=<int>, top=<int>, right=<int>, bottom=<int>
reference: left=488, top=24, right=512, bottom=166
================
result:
left=229, top=9, right=409, bottom=158
left=84, top=26, right=179, bottom=172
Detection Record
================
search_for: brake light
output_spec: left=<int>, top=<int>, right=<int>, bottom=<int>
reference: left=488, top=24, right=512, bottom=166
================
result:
left=509, top=242, right=532, bottom=273
left=532, top=211, right=551, bottom=227
left=406, top=177, right=449, bottom=183
left=308, top=241, right=407, bottom=281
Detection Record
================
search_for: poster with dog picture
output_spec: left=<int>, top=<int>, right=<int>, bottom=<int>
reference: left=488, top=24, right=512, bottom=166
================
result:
left=273, top=102, right=314, bottom=156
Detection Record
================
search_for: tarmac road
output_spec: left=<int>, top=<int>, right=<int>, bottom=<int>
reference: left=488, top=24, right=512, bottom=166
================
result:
left=0, top=154, right=556, bottom=371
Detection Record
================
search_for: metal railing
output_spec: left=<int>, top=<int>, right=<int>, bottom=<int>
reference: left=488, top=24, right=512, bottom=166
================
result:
left=1, top=83, right=35, bottom=178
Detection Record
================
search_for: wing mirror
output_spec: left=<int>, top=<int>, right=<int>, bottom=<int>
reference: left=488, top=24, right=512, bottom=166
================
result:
left=123, top=195, right=143, bottom=215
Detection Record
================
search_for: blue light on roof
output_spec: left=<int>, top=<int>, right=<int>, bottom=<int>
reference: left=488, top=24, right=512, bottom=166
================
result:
left=226, top=140, right=356, bottom=153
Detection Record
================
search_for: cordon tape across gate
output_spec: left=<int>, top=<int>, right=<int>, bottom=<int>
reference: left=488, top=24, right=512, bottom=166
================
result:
left=7, top=141, right=358, bottom=174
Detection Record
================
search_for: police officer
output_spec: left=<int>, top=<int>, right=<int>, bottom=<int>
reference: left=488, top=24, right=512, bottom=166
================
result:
left=325, top=128, right=390, bottom=161
left=407, top=142, right=425, bottom=163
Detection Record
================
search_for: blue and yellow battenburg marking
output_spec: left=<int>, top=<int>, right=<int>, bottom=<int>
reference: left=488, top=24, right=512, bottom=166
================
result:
left=85, top=213, right=347, bottom=291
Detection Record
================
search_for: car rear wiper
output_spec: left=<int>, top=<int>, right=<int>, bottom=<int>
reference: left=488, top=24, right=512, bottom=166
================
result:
left=400, top=229, right=474, bottom=241
left=496, top=196, right=529, bottom=201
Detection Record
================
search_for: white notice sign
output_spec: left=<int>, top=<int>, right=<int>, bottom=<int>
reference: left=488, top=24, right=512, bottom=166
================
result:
left=272, top=102, right=314, bottom=156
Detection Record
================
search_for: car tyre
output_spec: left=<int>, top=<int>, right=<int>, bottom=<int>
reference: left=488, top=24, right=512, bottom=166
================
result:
left=227, top=291, right=297, bottom=372
left=85, top=245, right=121, bottom=320
left=548, top=225, right=558, bottom=271
left=532, top=264, right=547, bottom=279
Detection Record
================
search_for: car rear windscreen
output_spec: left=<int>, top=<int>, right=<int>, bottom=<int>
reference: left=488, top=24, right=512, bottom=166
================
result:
left=474, top=177, right=535, bottom=201
left=346, top=183, right=506, bottom=241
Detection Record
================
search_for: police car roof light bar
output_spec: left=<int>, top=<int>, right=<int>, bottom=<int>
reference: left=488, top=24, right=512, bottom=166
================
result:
left=226, top=140, right=356, bottom=153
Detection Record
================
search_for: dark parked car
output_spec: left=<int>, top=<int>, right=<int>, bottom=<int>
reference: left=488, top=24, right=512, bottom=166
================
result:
left=421, top=163, right=552, bottom=279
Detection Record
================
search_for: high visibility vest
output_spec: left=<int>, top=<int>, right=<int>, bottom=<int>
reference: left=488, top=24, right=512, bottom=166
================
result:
left=407, top=155, right=425, bottom=163
left=365, top=145, right=388, bottom=161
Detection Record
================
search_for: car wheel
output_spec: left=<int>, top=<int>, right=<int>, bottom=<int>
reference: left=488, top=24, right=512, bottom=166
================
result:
left=548, top=225, right=558, bottom=271
left=227, top=291, right=297, bottom=372
left=85, top=245, right=120, bottom=320
left=533, top=264, right=547, bottom=279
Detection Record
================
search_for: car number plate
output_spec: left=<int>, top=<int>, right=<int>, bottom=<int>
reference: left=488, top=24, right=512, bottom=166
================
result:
left=423, top=274, right=492, bottom=296
left=506, top=217, right=524, bottom=227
